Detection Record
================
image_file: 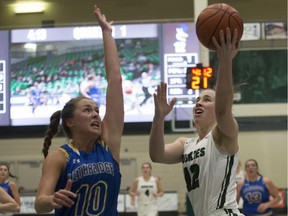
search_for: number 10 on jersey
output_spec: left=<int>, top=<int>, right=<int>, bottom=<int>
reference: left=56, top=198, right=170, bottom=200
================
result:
left=186, top=64, right=213, bottom=90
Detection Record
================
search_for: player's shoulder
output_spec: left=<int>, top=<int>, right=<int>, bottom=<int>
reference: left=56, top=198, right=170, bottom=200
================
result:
left=44, top=147, right=67, bottom=165
left=237, top=179, right=245, bottom=187
left=262, top=176, right=272, bottom=184
left=135, top=176, right=142, bottom=182
left=176, top=136, right=191, bottom=145
left=8, top=181, right=17, bottom=187
left=154, top=176, right=162, bottom=182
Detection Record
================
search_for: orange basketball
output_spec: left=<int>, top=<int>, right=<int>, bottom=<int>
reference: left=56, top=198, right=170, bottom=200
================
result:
left=196, top=3, right=244, bottom=51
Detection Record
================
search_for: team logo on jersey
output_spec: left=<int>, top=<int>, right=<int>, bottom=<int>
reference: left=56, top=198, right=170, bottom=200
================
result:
left=71, top=162, right=115, bottom=182
left=182, top=147, right=205, bottom=163
left=73, top=159, right=81, bottom=164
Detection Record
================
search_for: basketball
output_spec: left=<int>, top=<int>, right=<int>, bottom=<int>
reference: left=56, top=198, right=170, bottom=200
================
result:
left=196, top=3, right=244, bottom=51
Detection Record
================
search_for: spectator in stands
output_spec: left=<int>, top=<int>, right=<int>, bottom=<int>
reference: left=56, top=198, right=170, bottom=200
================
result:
left=149, top=29, right=244, bottom=215
left=34, top=5, right=124, bottom=216
left=0, top=162, right=21, bottom=208
left=0, top=187, right=20, bottom=213
left=236, top=159, right=281, bottom=216
left=129, top=162, right=164, bottom=216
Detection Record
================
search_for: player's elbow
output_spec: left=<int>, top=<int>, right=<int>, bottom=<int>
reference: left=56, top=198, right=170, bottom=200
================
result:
left=150, top=151, right=168, bottom=163
left=34, top=203, right=42, bottom=214
left=11, top=203, right=20, bottom=213
left=16, top=205, right=21, bottom=213
left=34, top=200, right=53, bottom=214
left=274, top=194, right=281, bottom=204
left=149, top=154, right=158, bottom=163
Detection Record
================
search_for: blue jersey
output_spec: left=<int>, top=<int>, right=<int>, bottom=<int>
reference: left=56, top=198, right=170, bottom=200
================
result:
left=240, top=176, right=273, bottom=216
left=55, top=139, right=121, bottom=216
left=31, top=87, right=42, bottom=105
left=88, top=86, right=101, bottom=105
left=0, top=181, right=13, bottom=198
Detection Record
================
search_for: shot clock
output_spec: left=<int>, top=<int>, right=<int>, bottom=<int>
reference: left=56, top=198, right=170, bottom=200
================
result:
left=186, top=63, right=213, bottom=90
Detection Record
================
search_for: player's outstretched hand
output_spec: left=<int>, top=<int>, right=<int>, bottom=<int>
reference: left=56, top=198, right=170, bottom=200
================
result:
left=154, top=82, right=176, bottom=119
left=93, top=5, right=113, bottom=33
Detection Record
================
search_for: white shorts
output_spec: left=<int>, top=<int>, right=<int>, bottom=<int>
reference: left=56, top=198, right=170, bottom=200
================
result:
left=209, top=208, right=245, bottom=216
left=137, top=203, right=158, bottom=216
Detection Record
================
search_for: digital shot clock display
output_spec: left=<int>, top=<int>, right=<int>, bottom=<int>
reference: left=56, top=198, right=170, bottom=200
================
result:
left=186, top=63, right=213, bottom=90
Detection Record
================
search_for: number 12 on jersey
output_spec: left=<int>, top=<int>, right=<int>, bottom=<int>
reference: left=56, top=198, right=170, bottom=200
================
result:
left=186, top=64, right=213, bottom=90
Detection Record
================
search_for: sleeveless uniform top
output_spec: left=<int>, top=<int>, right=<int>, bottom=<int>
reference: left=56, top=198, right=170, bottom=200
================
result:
left=240, top=176, right=273, bottom=216
left=136, top=176, right=158, bottom=205
left=182, top=132, right=239, bottom=216
left=88, top=84, right=101, bottom=105
left=0, top=181, right=13, bottom=198
left=55, top=140, right=121, bottom=216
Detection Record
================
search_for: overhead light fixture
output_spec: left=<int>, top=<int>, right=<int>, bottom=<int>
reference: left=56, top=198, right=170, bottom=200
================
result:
left=14, top=2, right=45, bottom=14
left=24, top=43, right=37, bottom=50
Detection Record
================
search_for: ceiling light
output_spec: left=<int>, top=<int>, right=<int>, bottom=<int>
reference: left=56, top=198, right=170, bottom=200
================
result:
left=14, top=2, right=45, bottom=14
left=24, top=43, right=37, bottom=49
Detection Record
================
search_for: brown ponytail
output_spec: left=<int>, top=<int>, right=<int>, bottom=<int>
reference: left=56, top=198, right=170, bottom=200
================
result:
left=42, top=110, right=61, bottom=158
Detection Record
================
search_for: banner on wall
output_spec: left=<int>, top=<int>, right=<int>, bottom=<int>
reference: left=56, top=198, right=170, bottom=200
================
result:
left=20, top=192, right=178, bottom=214
left=242, top=23, right=261, bottom=41
left=264, top=22, right=288, bottom=39
left=272, top=189, right=287, bottom=208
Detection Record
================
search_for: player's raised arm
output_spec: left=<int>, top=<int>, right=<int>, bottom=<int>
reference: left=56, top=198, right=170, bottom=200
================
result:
left=93, top=5, right=124, bottom=162
left=212, top=28, right=239, bottom=155
left=149, top=82, right=183, bottom=164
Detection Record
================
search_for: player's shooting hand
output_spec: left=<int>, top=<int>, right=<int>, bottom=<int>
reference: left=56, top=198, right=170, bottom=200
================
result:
left=212, top=28, right=239, bottom=61
left=51, top=179, right=77, bottom=209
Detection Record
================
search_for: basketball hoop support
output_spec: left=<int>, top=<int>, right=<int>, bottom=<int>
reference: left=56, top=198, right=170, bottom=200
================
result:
left=171, top=106, right=197, bottom=132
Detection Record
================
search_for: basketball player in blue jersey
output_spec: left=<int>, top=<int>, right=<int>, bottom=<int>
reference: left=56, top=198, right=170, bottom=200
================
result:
left=0, top=162, right=21, bottom=209
left=34, top=5, right=124, bottom=216
left=237, top=159, right=280, bottom=216
left=149, top=28, right=244, bottom=216
left=0, top=187, right=20, bottom=213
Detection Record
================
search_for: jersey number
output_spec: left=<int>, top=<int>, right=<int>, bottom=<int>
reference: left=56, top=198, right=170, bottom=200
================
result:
left=244, top=191, right=262, bottom=204
left=145, top=189, right=150, bottom=197
left=184, top=164, right=200, bottom=191
left=75, top=181, right=108, bottom=216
